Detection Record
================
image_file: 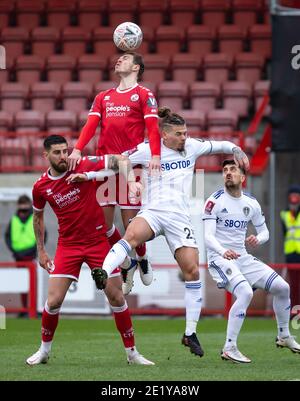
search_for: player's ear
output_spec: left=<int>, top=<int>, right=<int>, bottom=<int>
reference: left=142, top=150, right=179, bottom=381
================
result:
left=241, top=173, right=246, bottom=184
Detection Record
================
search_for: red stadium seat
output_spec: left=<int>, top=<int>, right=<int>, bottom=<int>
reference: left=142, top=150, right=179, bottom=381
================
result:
left=31, top=27, right=60, bottom=58
left=15, top=0, right=44, bottom=30
left=0, top=1, right=15, bottom=28
left=61, top=27, right=90, bottom=58
left=47, top=55, right=76, bottom=84
left=62, top=82, right=93, bottom=113
left=16, top=55, right=44, bottom=85
left=0, top=137, right=29, bottom=171
left=0, top=59, right=12, bottom=85
left=93, top=27, right=120, bottom=58
left=77, top=0, right=106, bottom=30
left=249, top=25, right=272, bottom=61
left=158, top=81, right=188, bottom=112
left=235, top=53, right=264, bottom=86
left=171, top=54, right=201, bottom=85
left=201, top=0, right=231, bottom=30
left=170, top=0, right=199, bottom=29
left=94, top=81, right=117, bottom=96
left=190, top=82, right=220, bottom=114
left=178, top=109, right=206, bottom=133
left=222, top=81, right=252, bottom=118
left=1, top=27, right=29, bottom=63
left=139, top=81, right=157, bottom=97
left=218, top=25, right=245, bottom=58
left=46, top=0, right=76, bottom=28
left=46, top=110, right=77, bottom=133
left=195, top=155, right=222, bottom=171
left=1, top=83, right=29, bottom=113
left=30, top=138, right=50, bottom=170
left=254, top=80, right=271, bottom=116
left=108, top=0, right=137, bottom=27
left=207, top=109, right=239, bottom=133
left=203, top=53, right=232, bottom=85
left=31, top=82, right=61, bottom=113
left=187, top=25, right=214, bottom=57
left=232, top=0, right=261, bottom=33
left=140, top=54, right=170, bottom=84
left=156, top=26, right=184, bottom=56
left=78, top=55, right=107, bottom=85
left=137, top=27, right=155, bottom=54
left=15, top=110, right=45, bottom=133
left=138, top=0, right=167, bottom=30
left=0, top=111, right=13, bottom=131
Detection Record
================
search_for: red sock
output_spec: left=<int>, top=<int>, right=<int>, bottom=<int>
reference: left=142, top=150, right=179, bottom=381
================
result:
left=136, top=243, right=146, bottom=259
left=107, top=225, right=122, bottom=247
left=41, top=302, right=59, bottom=342
left=112, top=303, right=135, bottom=348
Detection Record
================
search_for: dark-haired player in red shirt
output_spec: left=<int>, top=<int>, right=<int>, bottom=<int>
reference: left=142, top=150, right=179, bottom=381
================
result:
left=68, top=52, right=161, bottom=291
left=26, top=135, right=154, bottom=366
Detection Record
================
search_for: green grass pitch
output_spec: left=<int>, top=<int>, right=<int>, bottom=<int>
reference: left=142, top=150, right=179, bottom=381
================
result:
left=0, top=317, right=299, bottom=381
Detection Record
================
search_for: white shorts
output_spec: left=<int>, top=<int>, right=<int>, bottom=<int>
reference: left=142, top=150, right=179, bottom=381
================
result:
left=208, top=253, right=278, bottom=293
left=136, top=209, right=198, bottom=256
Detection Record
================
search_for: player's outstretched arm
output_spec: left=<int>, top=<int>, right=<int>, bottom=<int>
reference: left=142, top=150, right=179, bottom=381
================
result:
left=33, top=210, right=53, bottom=273
left=208, top=141, right=249, bottom=171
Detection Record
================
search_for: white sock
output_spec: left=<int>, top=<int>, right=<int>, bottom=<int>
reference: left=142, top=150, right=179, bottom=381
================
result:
left=225, top=281, right=253, bottom=349
left=40, top=341, right=52, bottom=354
left=184, top=280, right=202, bottom=336
left=125, top=346, right=138, bottom=357
left=269, top=276, right=291, bottom=338
left=102, top=240, right=132, bottom=276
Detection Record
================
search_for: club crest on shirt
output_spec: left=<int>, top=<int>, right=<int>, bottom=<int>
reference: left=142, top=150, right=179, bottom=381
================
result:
left=243, top=206, right=250, bottom=216
left=131, top=94, right=139, bottom=102
left=205, top=200, right=215, bottom=215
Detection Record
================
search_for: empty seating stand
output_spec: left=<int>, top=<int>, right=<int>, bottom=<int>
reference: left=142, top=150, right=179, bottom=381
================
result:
left=46, top=110, right=77, bottom=133
left=0, top=1, right=14, bottom=29
left=16, top=55, right=44, bottom=85
left=1, top=28, right=29, bottom=62
left=169, top=0, right=199, bottom=29
left=108, top=0, right=137, bottom=27
left=222, top=81, right=252, bottom=118
left=0, top=137, right=29, bottom=172
left=190, top=82, right=220, bottom=114
left=203, top=53, right=232, bottom=85
left=46, top=0, right=76, bottom=28
left=93, top=27, right=121, bottom=58
left=1, top=83, right=29, bottom=113
left=142, top=54, right=170, bottom=84
left=232, top=0, right=261, bottom=33
left=187, top=25, right=214, bottom=57
left=178, top=109, right=206, bottom=133
left=15, top=110, right=45, bottom=133
left=62, top=27, right=90, bottom=58
left=218, top=25, right=245, bottom=58
left=156, top=26, right=184, bottom=56
left=62, top=82, right=93, bottom=113
left=158, top=81, right=188, bottom=112
left=77, top=0, right=106, bottom=30
left=249, top=25, right=272, bottom=60
left=31, top=27, right=60, bottom=58
left=78, top=55, right=107, bottom=85
left=15, top=0, right=44, bottom=30
left=207, top=109, right=239, bottom=133
left=201, top=0, right=231, bottom=30
left=138, top=0, right=167, bottom=30
left=171, top=54, right=201, bottom=84
left=235, top=52, right=264, bottom=85
left=47, top=55, right=76, bottom=84
left=31, top=82, right=60, bottom=113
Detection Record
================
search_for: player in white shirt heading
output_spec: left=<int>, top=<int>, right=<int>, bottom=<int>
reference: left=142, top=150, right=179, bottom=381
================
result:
left=68, top=107, right=249, bottom=358
left=203, top=159, right=300, bottom=364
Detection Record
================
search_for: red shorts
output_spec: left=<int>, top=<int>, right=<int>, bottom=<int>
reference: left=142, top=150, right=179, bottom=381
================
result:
left=50, top=238, right=120, bottom=281
left=94, top=167, right=142, bottom=209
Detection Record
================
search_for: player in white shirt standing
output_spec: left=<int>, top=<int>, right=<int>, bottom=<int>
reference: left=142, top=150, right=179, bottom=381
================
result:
left=68, top=107, right=249, bottom=358
left=203, top=159, right=300, bottom=364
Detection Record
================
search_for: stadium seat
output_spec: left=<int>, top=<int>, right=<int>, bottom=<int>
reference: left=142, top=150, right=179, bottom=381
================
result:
left=0, top=111, right=13, bottom=131
left=46, top=110, right=77, bottom=133
left=30, top=137, right=51, bottom=170
left=187, top=25, right=214, bottom=57
left=78, top=55, right=107, bottom=85
left=47, top=55, right=76, bottom=84
left=46, top=0, right=76, bottom=28
left=1, top=83, right=29, bottom=113
left=1, top=27, right=29, bottom=62
left=244, top=135, right=257, bottom=155
left=169, top=0, right=199, bottom=28
left=156, top=26, right=184, bottom=56
left=178, top=109, right=206, bottom=133
left=207, top=109, right=239, bottom=133
left=0, top=1, right=15, bottom=28
left=77, top=0, right=106, bottom=30
left=232, top=0, right=260, bottom=33
left=94, top=81, right=117, bottom=96
left=31, top=82, right=60, bottom=113
left=16, top=55, right=44, bottom=85
left=158, top=81, right=188, bottom=112
left=138, top=0, right=167, bottom=30
left=171, top=54, right=201, bottom=85
left=15, top=0, right=44, bottom=30
left=222, top=81, right=252, bottom=118
left=61, top=27, right=90, bottom=58
left=140, top=54, right=170, bottom=84
left=14, top=110, right=45, bottom=133
left=203, top=53, right=232, bottom=85
left=254, top=80, right=271, bottom=115
left=201, top=0, right=231, bottom=30
left=31, top=27, right=60, bottom=58
left=249, top=25, right=272, bottom=61
left=218, top=25, right=245, bottom=58
left=93, top=27, right=120, bottom=58
left=137, top=27, right=155, bottom=54
left=108, top=0, right=138, bottom=27
left=0, top=137, right=29, bottom=171
left=62, top=82, right=93, bottom=113
left=139, top=82, right=157, bottom=98
left=0, top=59, right=12, bottom=85
left=195, top=155, right=222, bottom=171
left=235, top=53, right=264, bottom=85
left=190, top=82, right=220, bottom=114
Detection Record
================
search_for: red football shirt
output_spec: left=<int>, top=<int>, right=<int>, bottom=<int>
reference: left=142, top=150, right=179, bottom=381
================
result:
left=88, top=83, right=159, bottom=154
left=32, top=156, right=107, bottom=245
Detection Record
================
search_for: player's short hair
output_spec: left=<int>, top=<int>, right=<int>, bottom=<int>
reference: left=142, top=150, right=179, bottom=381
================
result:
left=17, top=194, right=31, bottom=205
left=222, top=159, right=246, bottom=175
left=158, top=107, right=186, bottom=131
left=124, top=51, right=144, bottom=81
left=43, top=135, right=67, bottom=151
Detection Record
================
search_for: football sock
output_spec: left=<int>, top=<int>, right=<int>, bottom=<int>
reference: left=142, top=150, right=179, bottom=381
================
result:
left=106, top=224, right=122, bottom=247
left=136, top=243, right=146, bottom=261
left=111, top=301, right=135, bottom=349
left=40, top=301, right=60, bottom=353
left=184, top=280, right=202, bottom=336
left=268, top=276, right=291, bottom=338
left=103, top=240, right=132, bottom=276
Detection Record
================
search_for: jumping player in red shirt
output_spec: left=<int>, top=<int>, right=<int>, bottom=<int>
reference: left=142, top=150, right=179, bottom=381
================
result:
left=68, top=52, right=161, bottom=291
left=26, top=135, right=154, bottom=366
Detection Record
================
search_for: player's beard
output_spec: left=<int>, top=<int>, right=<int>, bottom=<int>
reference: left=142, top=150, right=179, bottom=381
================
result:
left=50, top=160, right=68, bottom=174
left=225, top=180, right=239, bottom=190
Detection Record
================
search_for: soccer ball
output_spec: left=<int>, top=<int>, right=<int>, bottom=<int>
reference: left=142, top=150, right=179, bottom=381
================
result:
left=113, top=22, right=143, bottom=51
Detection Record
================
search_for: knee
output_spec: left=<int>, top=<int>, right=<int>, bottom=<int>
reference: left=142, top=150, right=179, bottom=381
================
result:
left=272, top=279, right=290, bottom=298
left=183, top=265, right=199, bottom=282
left=108, top=291, right=125, bottom=307
left=234, top=281, right=253, bottom=304
left=46, top=298, right=62, bottom=312
left=123, top=229, right=139, bottom=248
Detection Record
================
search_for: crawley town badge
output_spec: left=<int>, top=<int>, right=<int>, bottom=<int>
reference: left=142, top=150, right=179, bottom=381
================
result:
left=131, top=94, right=139, bottom=102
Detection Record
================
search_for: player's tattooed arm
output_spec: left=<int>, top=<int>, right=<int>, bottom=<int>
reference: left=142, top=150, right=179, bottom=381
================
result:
left=33, top=210, right=53, bottom=272
left=232, top=147, right=249, bottom=171
left=107, top=154, right=136, bottom=182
